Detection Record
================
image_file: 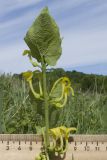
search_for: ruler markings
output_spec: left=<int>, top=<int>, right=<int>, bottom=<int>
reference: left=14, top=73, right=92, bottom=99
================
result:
left=0, top=135, right=107, bottom=160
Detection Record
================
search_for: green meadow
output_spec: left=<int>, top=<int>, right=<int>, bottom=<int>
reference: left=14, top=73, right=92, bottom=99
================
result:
left=0, top=69, right=107, bottom=134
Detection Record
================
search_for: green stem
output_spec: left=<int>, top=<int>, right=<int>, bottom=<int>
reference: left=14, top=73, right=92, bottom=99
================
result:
left=41, top=58, right=50, bottom=151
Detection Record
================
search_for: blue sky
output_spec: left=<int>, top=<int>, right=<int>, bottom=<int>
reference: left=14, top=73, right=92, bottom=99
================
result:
left=0, top=0, right=107, bottom=74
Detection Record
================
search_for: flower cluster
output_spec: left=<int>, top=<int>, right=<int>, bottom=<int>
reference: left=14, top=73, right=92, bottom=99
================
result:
left=35, top=126, right=77, bottom=160
left=49, top=126, right=76, bottom=155
left=23, top=71, right=74, bottom=109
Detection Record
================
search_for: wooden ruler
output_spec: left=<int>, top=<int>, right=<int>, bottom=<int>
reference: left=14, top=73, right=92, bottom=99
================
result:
left=0, top=134, right=107, bottom=160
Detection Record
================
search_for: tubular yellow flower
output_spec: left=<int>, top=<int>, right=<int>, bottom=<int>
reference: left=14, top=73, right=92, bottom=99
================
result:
left=59, top=126, right=66, bottom=133
left=64, top=86, right=74, bottom=96
left=59, top=126, right=77, bottom=153
left=49, top=127, right=61, bottom=139
left=62, top=77, right=71, bottom=87
left=55, top=136, right=63, bottom=152
left=49, top=127, right=60, bottom=150
left=49, top=127, right=63, bottom=152
left=33, top=70, right=43, bottom=97
left=69, top=87, right=74, bottom=96
left=48, top=126, right=76, bottom=157
left=29, top=80, right=41, bottom=99
left=23, top=71, right=43, bottom=100
left=59, top=127, right=77, bottom=139
left=22, top=71, right=33, bottom=82
left=62, top=77, right=74, bottom=97
left=49, top=76, right=74, bottom=108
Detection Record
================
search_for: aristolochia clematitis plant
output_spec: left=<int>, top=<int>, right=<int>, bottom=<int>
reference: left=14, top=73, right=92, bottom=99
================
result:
left=22, top=7, right=76, bottom=160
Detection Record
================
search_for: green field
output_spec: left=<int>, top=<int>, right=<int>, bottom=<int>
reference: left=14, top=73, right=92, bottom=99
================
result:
left=0, top=69, right=107, bottom=134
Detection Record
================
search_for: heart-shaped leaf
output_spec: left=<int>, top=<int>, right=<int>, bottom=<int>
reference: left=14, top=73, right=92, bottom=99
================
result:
left=24, top=7, right=62, bottom=66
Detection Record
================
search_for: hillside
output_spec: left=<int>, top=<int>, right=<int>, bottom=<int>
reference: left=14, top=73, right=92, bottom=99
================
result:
left=65, top=62, right=107, bottom=75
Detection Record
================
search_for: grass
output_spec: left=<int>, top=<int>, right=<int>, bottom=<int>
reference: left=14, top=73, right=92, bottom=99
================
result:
left=56, top=91, right=107, bottom=134
left=0, top=73, right=107, bottom=134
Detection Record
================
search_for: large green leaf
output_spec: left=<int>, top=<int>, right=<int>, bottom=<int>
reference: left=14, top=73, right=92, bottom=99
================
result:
left=24, top=7, right=62, bottom=66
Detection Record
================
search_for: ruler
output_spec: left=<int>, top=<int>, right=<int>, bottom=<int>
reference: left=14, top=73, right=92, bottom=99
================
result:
left=0, top=134, right=107, bottom=160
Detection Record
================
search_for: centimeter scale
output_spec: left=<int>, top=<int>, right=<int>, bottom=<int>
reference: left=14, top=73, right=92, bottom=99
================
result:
left=0, top=134, right=107, bottom=160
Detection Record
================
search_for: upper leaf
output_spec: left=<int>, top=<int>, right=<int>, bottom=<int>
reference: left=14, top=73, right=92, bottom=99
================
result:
left=24, top=7, right=62, bottom=66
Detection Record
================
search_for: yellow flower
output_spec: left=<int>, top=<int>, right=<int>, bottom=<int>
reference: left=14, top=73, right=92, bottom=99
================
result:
left=49, top=126, right=77, bottom=154
left=49, top=127, right=61, bottom=139
left=49, top=76, right=74, bottom=108
left=62, top=77, right=71, bottom=87
left=22, top=71, right=43, bottom=100
left=49, top=127, right=63, bottom=152
left=22, top=71, right=33, bottom=82
left=60, top=126, right=77, bottom=139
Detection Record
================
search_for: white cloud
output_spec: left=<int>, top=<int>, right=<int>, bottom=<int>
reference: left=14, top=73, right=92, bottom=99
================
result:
left=0, top=41, right=33, bottom=73
left=0, top=0, right=42, bottom=14
left=0, top=0, right=43, bottom=31
left=50, top=0, right=89, bottom=12
left=0, top=0, right=107, bottom=73
left=1, top=28, right=107, bottom=73
left=0, top=9, right=38, bottom=38
left=56, top=29, right=107, bottom=68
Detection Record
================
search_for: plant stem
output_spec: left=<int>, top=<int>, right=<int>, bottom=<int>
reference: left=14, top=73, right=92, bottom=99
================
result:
left=42, top=58, right=50, bottom=150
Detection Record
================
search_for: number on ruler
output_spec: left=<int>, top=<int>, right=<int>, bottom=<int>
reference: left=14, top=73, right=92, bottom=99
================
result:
left=74, top=146, right=77, bottom=151
left=74, top=141, right=77, bottom=151
left=29, top=141, right=32, bottom=151
left=95, top=146, right=100, bottom=151
left=6, top=146, right=9, bottom=150
left=18, top=146, right=21, bottom=150
left=95, top=141, right=100, bottom=151
left=84, top=146, right=90, bottom=151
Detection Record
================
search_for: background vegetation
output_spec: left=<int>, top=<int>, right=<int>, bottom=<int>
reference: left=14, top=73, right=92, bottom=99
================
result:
left=0, top=68, right=107, bottom=134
